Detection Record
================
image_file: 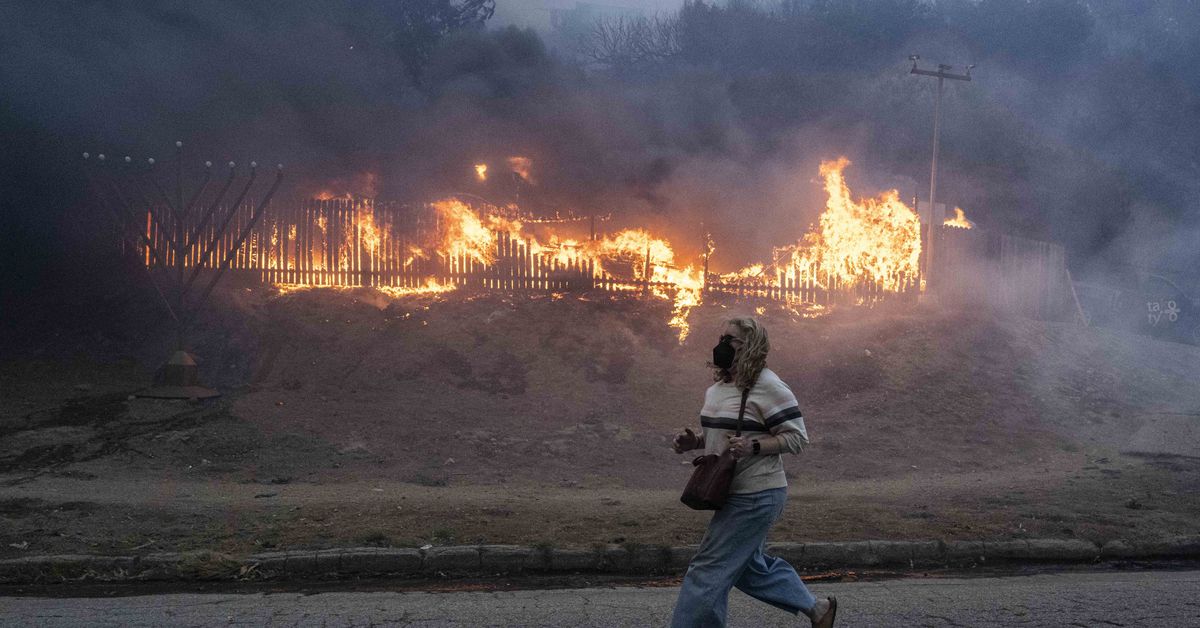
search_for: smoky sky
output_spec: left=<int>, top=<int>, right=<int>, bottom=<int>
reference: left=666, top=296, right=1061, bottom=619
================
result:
left=493, top=0, right=684, bottom=26
left=2, top=0, right=1199, bottom=300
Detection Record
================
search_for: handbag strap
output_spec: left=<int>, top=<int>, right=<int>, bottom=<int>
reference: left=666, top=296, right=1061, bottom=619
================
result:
left=734, top=386, right=751, bottom=436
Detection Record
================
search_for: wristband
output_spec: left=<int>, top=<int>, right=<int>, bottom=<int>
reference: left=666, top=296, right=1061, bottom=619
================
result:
left=752, top=440, right=761, bottom=454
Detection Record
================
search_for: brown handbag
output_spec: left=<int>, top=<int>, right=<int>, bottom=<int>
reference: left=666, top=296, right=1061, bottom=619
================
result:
left=680, top=387, right=751, bottom=510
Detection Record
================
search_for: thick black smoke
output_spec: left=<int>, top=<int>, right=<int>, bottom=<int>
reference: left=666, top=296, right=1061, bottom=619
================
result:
left=2, top=0, right=1198, bottom=309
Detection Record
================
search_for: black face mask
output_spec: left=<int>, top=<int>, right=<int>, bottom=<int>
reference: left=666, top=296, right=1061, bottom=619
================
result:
left=713, top=334, right=736, bottom=369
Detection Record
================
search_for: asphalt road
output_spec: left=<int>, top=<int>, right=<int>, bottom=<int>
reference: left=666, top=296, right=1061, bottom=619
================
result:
left=2, top=569, right=1199, bottom=627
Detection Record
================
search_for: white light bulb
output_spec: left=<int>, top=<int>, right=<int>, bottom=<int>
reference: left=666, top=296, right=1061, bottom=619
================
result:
left=98, top=154, right=106, bottom=160
left=124, top=156, right=131, bottom=163
left=175, top=141, right=183, bottom=148
left=277, top=163, right=283, bottom=170
left=228, top=161, right=235, bottom=168
left=82, top=152, right=90, bottom=159
left=205, top=160, right=212, bottom=168
left=250, top=161, right=258, bottom=168
left=148, top=158, right=155, bottom=165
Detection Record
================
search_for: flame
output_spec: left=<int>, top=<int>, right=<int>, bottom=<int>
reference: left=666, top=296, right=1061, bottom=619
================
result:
left=404, top=245, right=426, bottom=269
left=432, top=198, right=523, bottom=265
left=507, top=156, right=534, bottom=183
left=269, top=226, right=280, bottom=269
left=805, top=157, right=920, bottom=289
left=359, top=210, right=381, bottom=255
left=944, top=207, right=974, bottom=229
left=422, top=202, right=702, bottom=340
left=251, top=195, right=705, bottom=340
left=277, top=280, right=455, bottom=297
left=339, top=214, right=354, bottom=271
left=475, top=164, right=488, bottom=181
left=720, top=264, right=765, bottom=284
left=313, top=214, right=329, bottom=271
left=377, top=279, right=456, bottom=297
left=145, top=156, right=924, bottom=343
left=275, top=283, right=309, bottom=295
left=786, top=303, right=826, bottom=319
left=587, top=229, right=702, bottom=340
left=747, top=158, right=921, bottom=293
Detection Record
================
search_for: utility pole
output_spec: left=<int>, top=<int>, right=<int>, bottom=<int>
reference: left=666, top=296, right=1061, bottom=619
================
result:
left=909, top=56, right=973, bottom=290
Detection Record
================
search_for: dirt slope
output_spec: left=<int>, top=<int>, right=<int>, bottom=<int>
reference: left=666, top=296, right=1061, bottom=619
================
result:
left=2, top=287, right=1198, bottom=556
left=212, top=288, right=1200, bottom=487
left=6, top=287, right=1200, bottom=486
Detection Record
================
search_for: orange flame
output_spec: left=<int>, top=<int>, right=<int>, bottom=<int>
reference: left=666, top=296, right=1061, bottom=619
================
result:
left=432, top=198, right=524, bottom=265
left=719, top=264, right=765, bottom=283
left=586, top=229, right=702, bottom=338
left=377, top=279, right=456, bottom=297
left=148, top=156, right=923, bottom=342
left=475, top=164, right=488, bottom=181
left=741, top=158, right=921, bottom=293
left=507, top=156, right=534, bottom=183
left=944, top=207, right=974, bottom=229
left=277, top=280, right=455, bottom=297
left=359, top=210, right=381, bottom=255
left=422, top=201, right=702, bottom=339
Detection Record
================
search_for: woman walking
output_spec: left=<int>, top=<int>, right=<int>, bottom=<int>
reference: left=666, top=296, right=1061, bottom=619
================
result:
left=671, top=316, right=837, bottom=628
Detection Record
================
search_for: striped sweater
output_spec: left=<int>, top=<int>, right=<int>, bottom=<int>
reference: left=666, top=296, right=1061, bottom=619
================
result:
left=698, top=367, right=809, bottom=494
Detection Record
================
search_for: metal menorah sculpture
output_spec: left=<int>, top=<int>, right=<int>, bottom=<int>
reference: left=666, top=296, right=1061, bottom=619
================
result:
left=83, top=141, right=283, bottom=399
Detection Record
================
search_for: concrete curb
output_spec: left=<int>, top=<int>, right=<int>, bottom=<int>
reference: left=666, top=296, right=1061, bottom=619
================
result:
left=2, top=536, right=1198, bottom=584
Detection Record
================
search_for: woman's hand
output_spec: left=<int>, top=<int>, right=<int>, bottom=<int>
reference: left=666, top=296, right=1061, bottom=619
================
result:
left=726, top=435, right=753, bottom=459
left=673, top=427, right=701, bottom=453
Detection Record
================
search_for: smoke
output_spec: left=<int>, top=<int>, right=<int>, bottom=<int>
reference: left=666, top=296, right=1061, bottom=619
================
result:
left=2, top=0, right=1198, bottom=303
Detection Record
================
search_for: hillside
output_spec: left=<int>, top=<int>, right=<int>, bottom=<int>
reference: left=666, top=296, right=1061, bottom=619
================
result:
left=185, top=287, right=1200, bottom=484
left=2, top=287, right=1198, bottom=556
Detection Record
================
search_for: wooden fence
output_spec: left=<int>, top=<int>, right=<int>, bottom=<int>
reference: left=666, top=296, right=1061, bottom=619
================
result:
left=938, top=227, right=1072, bottom=319
left=127, top=197, right=922, bottom=304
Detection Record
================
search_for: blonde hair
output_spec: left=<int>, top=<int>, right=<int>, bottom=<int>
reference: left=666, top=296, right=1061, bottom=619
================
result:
left=712, top=316, right=769, bottom=391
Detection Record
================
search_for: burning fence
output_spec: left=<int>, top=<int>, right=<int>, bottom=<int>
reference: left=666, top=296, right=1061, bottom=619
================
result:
left=127, top=158, right=932, bottom=340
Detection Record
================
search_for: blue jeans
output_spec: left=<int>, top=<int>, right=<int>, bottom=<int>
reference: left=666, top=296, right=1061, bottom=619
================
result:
left=671, top=487, right=817, bottom=628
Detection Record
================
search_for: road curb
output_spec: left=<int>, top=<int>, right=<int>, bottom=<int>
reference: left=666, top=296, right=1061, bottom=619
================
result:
left=2, top=536, right=1198, bottom=584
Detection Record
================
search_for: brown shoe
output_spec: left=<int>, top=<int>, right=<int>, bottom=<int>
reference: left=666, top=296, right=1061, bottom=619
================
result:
left=813, top=596, right=837, bottom=628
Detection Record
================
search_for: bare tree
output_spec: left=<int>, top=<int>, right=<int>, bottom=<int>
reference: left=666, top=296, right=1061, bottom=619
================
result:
left=583, top=14, right=681, bottom=68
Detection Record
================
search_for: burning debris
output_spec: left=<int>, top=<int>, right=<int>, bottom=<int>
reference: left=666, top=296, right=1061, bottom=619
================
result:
left=944, top=207, right=975, bottom=230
